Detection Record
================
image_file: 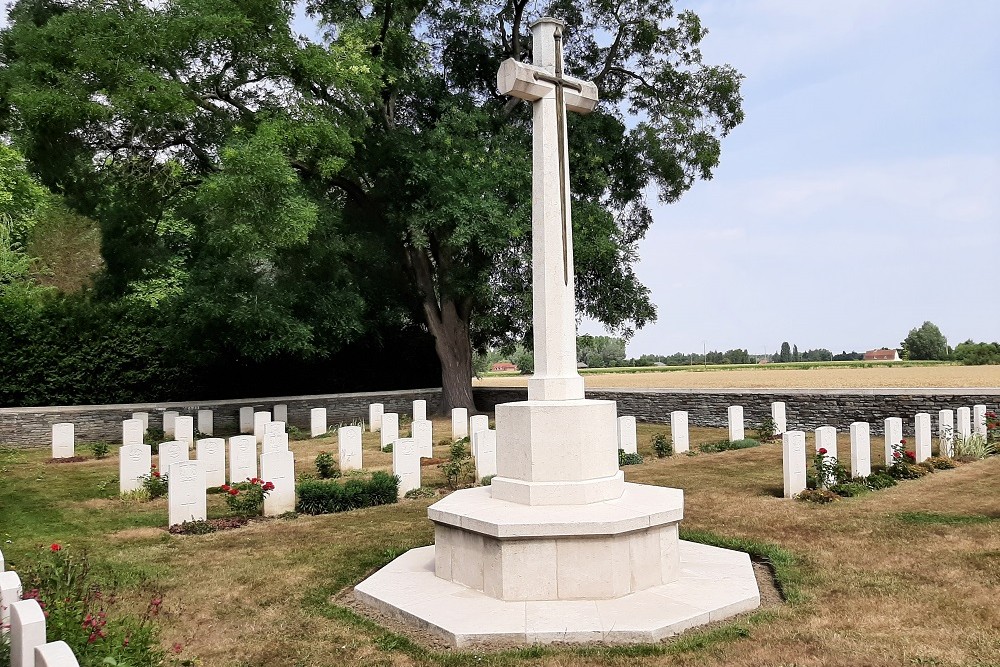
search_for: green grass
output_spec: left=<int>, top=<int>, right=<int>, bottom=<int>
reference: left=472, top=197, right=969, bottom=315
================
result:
left=893, top=511, right=997, bottom=526
left=698, top=438, right=763, bottom=453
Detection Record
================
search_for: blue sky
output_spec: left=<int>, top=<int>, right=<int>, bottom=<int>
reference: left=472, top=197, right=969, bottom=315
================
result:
left=582, top=0, right=1000, bottom=357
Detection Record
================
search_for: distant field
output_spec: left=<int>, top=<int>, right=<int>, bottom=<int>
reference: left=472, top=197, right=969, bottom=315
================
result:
left=477, top=362, right=1000, bottom=389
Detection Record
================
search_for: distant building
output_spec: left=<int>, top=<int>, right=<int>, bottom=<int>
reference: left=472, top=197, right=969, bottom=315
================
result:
left=491, top=361, right=518, bottom=372
left=864, top=348, right=900, bottom=362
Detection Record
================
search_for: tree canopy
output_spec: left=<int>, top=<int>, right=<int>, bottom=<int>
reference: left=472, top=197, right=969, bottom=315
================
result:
left=0, top=0, right=745, bottom=409
left=901, top=321, right=950, bottom=361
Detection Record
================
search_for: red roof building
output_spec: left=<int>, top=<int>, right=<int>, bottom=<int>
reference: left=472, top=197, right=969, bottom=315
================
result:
left=863, top=348, right=900, bottom=361
left=491, top=362, right=519, bottom=372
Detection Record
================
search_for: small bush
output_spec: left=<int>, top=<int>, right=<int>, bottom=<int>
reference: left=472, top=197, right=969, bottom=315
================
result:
left=146, top=427, right=165, bottom=448
left=796, top=489, right=839, bottom=503
left=954, top=433, right=996, bottom=460
left=829, top=482, right=869, bottom=497
left=698, top=438, right=761, bottom=453
left=315, top=451, right=339, bottom=479
left=755, top=416, right=778, bottom=443
left=651, top=433, right=672, bottom=458
left=619, top=449, right=643, bottom=466
left=383, top=442, right=393, bottom=453
left=296, top=472, right=400, bottom=515
left=170, top=520, right=216, bottom=535
left=481, top=474, right=495, bottom=486
left=403, top=486, right=437, bottom=499
left=887, top=462, right=930, bottom=480
left=441, top=439, right=475, bottom=489
left=139, top=466, right=168, bottom=499
left=862, top=472, right=898, bottom=490
left=222, top=479, right=274, bottom=518
left=924, top=456, right=956, bottom=470
left=91, top=441, right=110, bottom=459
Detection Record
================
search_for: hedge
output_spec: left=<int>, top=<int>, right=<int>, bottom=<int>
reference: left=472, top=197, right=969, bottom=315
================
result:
left=295, top=472, right=399, bottom=515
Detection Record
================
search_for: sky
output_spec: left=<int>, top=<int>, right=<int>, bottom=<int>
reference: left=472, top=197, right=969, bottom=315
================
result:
left=578, top=0, right=1000, bottom=357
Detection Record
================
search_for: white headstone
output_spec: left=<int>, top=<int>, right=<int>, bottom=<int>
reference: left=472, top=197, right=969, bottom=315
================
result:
left=850, top=422, right=871, bottom=478
left=412, top=419, right=433, bottom=458
left=392, top=438, right=421, bottom=497
left=914, top=413, right=932, bottom=463
left=122, top=418, right=143, bottom=446
left=174, top=416, right=194, bottom=447
left=239, top=407, right=254, bottom=434
left=380, top=413, right=399, bottom=450
left=157, top=440, right=188, bottom=473
left=119, top=444, right=151, bottom=494
left=229, top=435, right=258, bottom=483
left=782, top=430, right=807, bottom=498
left=883, top=417, right=903, bottom=466
left=412, top=399, right=427, bottom=422
left=973, top=404, right=987, bottom=439
left=310, top=408, right=327, bottom=438
left=34, top=641, right=81, bottom=667
left=369, top=403, right=384, bottom=432
left=51, top=423, right=74, bottom=459
left=728, top=405, right=745, bottom=442
left=132, top=412, right=149, bottom=433
left=815, top=426, right=837, bottom=460
left=469, top=415, right=489, bottom=454
left=771, top=402, right=787, bottom=435
left=197, top=409, right=214, bottom=436
left=253, top=411, right=271, bottom=445
left=272, top=403, right=288, bottom=424
left=263, top=421, right=289, bottom=455
left=670, top=411, right=689, bottom=453
left=0, top=546, right=4, bottom=572
left=10, top=598, right=46, bottom=667
left=956, top=407, right=972, bottom=441
left=261, top=450, right=296, bottom=516
left=451, top=407, right=469, bottom=439
left=162, top=411, right=179, bottom=438
left=475, top=429, right=498, bottom=481
left=1, top=570, right=23, bottom=633
left=338, top=425, right=363, bottom=471
left=167, top=460, right=207, bottom=526
left=617, top=416, right=637, bottom=455
left=196, top=438, right=226, bottom=488
left=938, top=409, right=955, bottom=457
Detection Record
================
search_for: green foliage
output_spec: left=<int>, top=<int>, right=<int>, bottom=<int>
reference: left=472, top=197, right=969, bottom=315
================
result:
left=402, top=486, right=436, bottom=499
left=295, top=472, right=399, bottom=515
left=91, top=441, right=110, bottom=459
left=953, top=340, right=1000, bottom=365
left=16, top=546, right=165, bottom=666
left=139, top=468, right=167, bottom=499
left=618, top=449, right=643, bottom=466
left=860, top=472, right=898, bottom=490
left=651, top=432, right=673, bottom=458
left=170, top=520, right=216, bottom=535
left=923, top=456, right=956, bottom=470
left=441, top=439, right=475, bottom=489
left=894, top=512, right=995, bottom=526
left=222, top=479, right=273, bottom=518
left=901, top=321, right=950, bottom=360
left=480, top=475, right=495, bottom=486
left=953, top=433, right=996, bottom=460
left=698, top=438, right=761, bottom=453
left=778, top=342, right=792, bottom=363
left=887, top=461, right=931, bottom=480
left=827, top=482, right=868, bottom=497
left=796, top=488, right=840, bottom=503
left=755, top=417, right=777, bottom=443
left=512, top=347, right=535, bottom=375
left=812, top=449, right=848, bottom=489
left=577, top=335, right=627, bottom=368
left=315, top=451, right=339, bottom=479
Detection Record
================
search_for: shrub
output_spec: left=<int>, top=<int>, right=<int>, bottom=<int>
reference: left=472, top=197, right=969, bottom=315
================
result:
left=618, top=449, right=643, bottom=466
left=170, top=520, right=216, bottom=535
left=139, top=466, right=167, bottom=499
left=315, top=451, right=339, bottom=479
left=698, top=438, right=761, bottom=453
left=954, top=433, right=996, bottom=460
left=813, top=448, right=849, bottom=488
left=796, top=489, right=839, bottom=503
left=924, top=456, right=956, bottom=470
left=440, top=439, right=475, bottom=489
left=145, top=427, right=165, bottom=446
left=651, top=432, right=672, bottom=458
left=862, top=472, right=898, bottom=490
left=755, top=416, right=777, bottom=443
left=383, top=442, right=393, bottom=453
left=887, top=461, right=930, bottom=480
left=222, top=478, right=273, bottom=518
left=91, top=441, right=110, bottom=459
left=481, top=475, right=495, bottom=486
left=829, top=482, right=869, bottom=497
left=296, top=472, right=399, bottom=515
left=403, top=486, right=436, bottom=499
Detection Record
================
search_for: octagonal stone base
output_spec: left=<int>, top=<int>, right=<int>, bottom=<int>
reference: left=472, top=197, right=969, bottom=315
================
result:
left=354, top=540, right=761, bottom=647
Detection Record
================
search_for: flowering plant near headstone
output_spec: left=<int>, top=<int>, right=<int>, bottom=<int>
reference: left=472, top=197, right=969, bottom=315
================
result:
left=812, top=448, right=848, bottom=489
left=139, top=466, right=168, bottom=499
left=986, top=411, right=999, bottom=443
left=221, top=478, right=274, bottom=518
left=14, top=544, right=168, bottom=666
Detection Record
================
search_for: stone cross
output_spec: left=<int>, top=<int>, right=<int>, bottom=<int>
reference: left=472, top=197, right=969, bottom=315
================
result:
left=497, top=17, right=598, bottom=402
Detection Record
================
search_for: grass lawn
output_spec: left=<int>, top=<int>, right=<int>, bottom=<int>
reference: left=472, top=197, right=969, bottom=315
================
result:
left=2, top=418, right=998, bottom=666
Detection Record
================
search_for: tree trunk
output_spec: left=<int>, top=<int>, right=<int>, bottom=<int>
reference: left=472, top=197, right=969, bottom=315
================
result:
left=427, top=299, right=477, bottom=415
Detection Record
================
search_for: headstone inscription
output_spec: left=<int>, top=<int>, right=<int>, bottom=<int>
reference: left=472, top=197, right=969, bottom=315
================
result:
left=338, top=425, right=363, bottom=471
left=239, top=407, right=254, bottom=434
left=914, top=413, right=932, bottom=462
left=850, top=421, right=871, bottom=478
left=162, top=411, right=179, bottom=438
left=411, top=419, right=433, bottom=458
left=369, top=403, right=384, bottom=432
left=261, top=450, right=295, bottom=516
left=451, top=408, right=469, bottom=439
left=412, top=399, right=427, bottom=422
left=670, top=410, right=689, bottom=453
left=617, top=416, right=637, bottom=455
left=782, top=430, right=807, bottom=497
left=728, top=405, right=745, bottom=442
left=253, top=411, right=272, bottom=445
left=938, top=409, right=954, bottom=457
left=815, top=426, right=837, bottom=459
left=310, top=408, right=327, bottom=438
left=167, top=460, right=206, bottom=527
left=197, top=409, right=214, bottom=437
left=392, top=438, right=421, bottom=497
left=51, top=423, right=74, bottom=459
left=119, top=444, right=151, bottom=494
left=475, top=429, right=498, bottom=481
left=380, top=413, right=399, bottom=451
left=122, top=418, right=144, bottom=446
left=884, top=417, right=903, bottom=465
left=771, top=402, right=787, bottom=435
left=262, top=421, right=289, bottom=455
left=132, top=412, right=149, bottom=433
left=956, top=407, right=972, bottom=441
left=157, top=440, right=188, bottom=472
left=196, top=438, right=226, bottom=488
left=229, top=435, right=258, bottom=482
left=174, top=416, right=195, bottom=447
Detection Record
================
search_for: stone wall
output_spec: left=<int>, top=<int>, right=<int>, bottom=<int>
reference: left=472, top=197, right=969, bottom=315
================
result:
left=473, top=387, right=1000, bottom=436
left=0, top=389, right=442, bottom=446
left=5, top=386, right=998, bottom=446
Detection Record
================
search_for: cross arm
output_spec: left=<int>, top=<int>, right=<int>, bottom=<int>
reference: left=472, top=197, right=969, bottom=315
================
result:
left=497, top=59, right=599, bottom=114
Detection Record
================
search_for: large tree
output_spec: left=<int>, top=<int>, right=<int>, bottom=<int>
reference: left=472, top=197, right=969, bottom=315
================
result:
left=901, top=321, right=950, bottom=361
left=1, top=0, right=744, bottom=411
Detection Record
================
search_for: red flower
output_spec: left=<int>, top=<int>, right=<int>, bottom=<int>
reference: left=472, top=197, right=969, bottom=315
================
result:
left=263, top=482, right=275, bottom=491
left=220, top=484, right=230, bottom=492
left=88, top=633, right=97, bottom=644
left=50, top=543, right=61, bottom=552
left=152, top=471, right=161, bottom=478
left=228, top=488, right=239, bottom=496
left=171, top=642, right=183, bottom=654
left=893, top=451, right=902, bottom=459
left=900, top=438, right=907, bottom=445
left=818, top=447, right=827, bottom=455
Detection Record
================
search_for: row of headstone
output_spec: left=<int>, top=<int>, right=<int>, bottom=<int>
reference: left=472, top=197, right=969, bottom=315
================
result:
left=2, top=551, right=82, bottom=666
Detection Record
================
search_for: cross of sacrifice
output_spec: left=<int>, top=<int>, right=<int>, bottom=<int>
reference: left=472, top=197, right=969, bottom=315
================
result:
left=497, top=18, right=599, bottom=402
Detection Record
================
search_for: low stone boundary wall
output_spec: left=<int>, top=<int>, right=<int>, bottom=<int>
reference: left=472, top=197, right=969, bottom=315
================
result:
left=0, top=389, right=441, bottom=446
left=473, top=387, right=1000, bottom=435
left=5, top=386, right=998, bottom=446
